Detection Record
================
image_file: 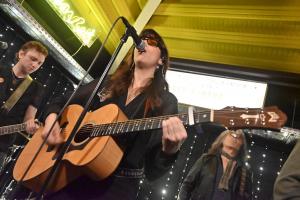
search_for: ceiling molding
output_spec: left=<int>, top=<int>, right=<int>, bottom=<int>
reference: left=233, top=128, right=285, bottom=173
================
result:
left=153, top=27, right=300, bottom=49
left=137, top=0, right=148, bottom=10
left=112, top=0, right=135, bottom=22
left=17, top=0, right=300, bottom=76
left=77, top=0, right=123, bottom=53
left=171, top=43, right=300, bottom=74
left=156, top=4, right=300, bottom=20
left=170, top=57, right=300, bottom=88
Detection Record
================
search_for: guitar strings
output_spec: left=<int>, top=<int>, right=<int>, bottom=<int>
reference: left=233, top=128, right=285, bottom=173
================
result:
left=73, top=108, right=281, bottom=135
left=78, top=108, right=279, bottom=134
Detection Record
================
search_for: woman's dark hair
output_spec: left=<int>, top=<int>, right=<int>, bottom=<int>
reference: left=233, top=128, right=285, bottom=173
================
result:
left=105, top=29, right=170, bottom=114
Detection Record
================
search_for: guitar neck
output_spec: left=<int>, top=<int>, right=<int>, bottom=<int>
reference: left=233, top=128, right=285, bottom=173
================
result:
left=90, top=110, right=212, bottom=137
left=87, top=106, right=286, bottom=138
left=245, top=127, right=300, bottom=145
left=0, top=123, right=26, bottom=136
left=280, top=127, right=300, bottom=142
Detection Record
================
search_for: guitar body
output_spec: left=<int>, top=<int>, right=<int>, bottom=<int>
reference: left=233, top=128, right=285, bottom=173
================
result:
left=13, top=104, right=126, bottom=193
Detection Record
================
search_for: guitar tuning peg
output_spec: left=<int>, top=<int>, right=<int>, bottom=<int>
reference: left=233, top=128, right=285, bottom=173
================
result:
left=260, top=109, right=264, bottom=113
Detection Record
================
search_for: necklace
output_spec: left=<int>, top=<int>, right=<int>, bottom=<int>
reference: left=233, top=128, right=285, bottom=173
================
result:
left=126, top=88, right=141, bottom=105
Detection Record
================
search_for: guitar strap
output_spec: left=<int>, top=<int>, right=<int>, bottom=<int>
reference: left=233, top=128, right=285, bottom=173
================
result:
left=1, top=75, right=33, bottom=113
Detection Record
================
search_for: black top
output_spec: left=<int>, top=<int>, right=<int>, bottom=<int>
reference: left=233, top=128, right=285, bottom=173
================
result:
left=43, top=78, right=179, bottom=179
left=0, top=65, right=44, bottom=150
left=178, top=153, right=252, bottom=200
left=211, top=156, right=232, bottom=200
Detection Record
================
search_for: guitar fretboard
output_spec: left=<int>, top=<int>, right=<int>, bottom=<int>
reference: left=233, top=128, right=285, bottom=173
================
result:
left=75, top=106, right=285, bottom=138
left=89, top=110, right=211, bottom=137
left=0, top=123, right=26, bottom=135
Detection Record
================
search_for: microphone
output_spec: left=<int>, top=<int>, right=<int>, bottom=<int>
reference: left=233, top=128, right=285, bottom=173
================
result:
left=0, top=41, right=8, bottom=49
left=121, top=17, right=145, bottom=52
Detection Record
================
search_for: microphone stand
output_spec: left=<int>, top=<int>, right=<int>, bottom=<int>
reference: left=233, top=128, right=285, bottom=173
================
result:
left=36, top=30, right=131, bottom=199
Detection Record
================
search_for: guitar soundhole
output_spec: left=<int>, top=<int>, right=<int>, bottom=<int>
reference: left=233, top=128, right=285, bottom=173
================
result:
left=74, top=124, right=93, bottom=143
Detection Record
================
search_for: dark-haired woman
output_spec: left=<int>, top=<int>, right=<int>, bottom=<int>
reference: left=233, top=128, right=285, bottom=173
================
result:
left=41, top=29, right=187, bottom=199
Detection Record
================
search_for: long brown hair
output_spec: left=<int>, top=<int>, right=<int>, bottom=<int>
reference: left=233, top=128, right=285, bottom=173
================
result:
left=105, top=29, right=170, bottom=112
left=208, top=129, right=246, bottom=159
left=208, top=129, right=249, bottom=196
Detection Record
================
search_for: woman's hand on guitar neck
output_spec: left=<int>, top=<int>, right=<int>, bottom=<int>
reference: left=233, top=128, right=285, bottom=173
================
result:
left=41, top=113, right=64, bottom=145
left=162, top=117, right=187, bottom=155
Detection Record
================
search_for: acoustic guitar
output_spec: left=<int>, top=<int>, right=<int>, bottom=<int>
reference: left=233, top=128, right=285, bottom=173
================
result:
left=13, top=104, right=287, bottom=193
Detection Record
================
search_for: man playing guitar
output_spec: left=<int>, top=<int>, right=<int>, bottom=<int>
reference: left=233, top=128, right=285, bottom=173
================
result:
left=0, top=41, right=48, bottom=176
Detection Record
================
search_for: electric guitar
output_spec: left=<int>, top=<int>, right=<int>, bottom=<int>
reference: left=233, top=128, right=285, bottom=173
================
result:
left=0, top=123, right=28, bottom=136
left=0, top=120, right=41, bottom=136
left=13, top=104, right=287, bottom=193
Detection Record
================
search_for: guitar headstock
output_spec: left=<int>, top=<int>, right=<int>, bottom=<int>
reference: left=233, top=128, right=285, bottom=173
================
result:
left=214, top=106, right=287, bottom=130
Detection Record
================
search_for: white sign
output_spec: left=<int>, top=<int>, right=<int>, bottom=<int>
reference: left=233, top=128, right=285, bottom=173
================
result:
left=166, top=70, right=267, bottom=109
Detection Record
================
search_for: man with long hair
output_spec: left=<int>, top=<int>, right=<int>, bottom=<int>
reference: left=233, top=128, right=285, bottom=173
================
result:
left=178, top=129, right=252, bottom=200
left=41, top=29, right=187, bottom=199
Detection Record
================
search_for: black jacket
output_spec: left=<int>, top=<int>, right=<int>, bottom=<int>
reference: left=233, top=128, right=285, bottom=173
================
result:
left=178, top=153, right=252, bottom=200
left=273, top=139, right=300, bottom=200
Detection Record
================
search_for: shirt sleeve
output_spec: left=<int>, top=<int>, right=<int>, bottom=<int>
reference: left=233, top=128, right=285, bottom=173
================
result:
left=273, top=139, right=300, bottom=200
left=177, top=155, right=205, bottom=200
left=144, top=92, right=180, bottom=180
left=244, top=169, right=253, bottom=200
